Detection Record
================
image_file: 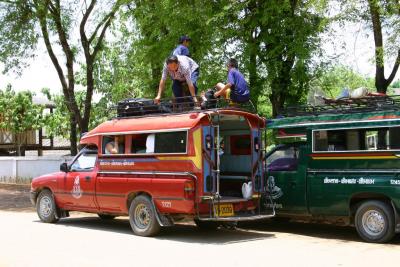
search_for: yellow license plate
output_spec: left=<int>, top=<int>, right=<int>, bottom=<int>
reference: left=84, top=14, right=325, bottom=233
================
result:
left=215, top=204, right=234, bottom=217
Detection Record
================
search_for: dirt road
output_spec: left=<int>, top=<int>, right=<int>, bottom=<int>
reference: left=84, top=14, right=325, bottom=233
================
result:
left=0, top=184, right=399, bottom=267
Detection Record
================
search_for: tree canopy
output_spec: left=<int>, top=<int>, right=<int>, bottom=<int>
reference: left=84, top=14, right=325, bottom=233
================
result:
left=0, top=86, right=44, bottom=156
left=1, top=0, right=399, bottom=154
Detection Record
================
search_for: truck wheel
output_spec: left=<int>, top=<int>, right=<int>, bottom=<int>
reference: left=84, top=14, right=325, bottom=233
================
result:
left=97, top=214, right=116, bottom=220
left=194, top=219, right=219, bottom=230
left=129, top=195, right=161, bottom=237
left=36, top=189, right=59, bottom=223
left=355, top=200, right=395, bottom=243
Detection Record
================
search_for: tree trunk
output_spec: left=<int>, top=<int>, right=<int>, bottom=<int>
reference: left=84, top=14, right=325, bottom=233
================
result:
left=151, top=63, right=161, bottom=96
left=69, top=114, right=78, bottom=156
left=248, top=41, right=259, bottom=107
left=269, top=81, right=285, bottom=118
left=368, top=0, right=400, bottom=93
left=82, top=62, right=94, bottom=134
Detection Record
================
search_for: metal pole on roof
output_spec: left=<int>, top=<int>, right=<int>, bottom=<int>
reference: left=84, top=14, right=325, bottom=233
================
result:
left=216, top=112, right=220, bottom=198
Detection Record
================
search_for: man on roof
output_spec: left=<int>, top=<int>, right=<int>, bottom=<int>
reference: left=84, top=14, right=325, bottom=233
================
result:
left=214, top=58, right=250, bottom=103
left=172, top=35, right=191, bottom=57
left=155, top=55, right=200, bottom=104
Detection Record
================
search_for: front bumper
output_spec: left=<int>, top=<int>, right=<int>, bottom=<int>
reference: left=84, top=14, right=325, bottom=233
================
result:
left=30, top=191, right=37, bottom=206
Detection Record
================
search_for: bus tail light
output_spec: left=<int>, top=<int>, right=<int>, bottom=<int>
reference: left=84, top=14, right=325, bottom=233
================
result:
left=184, top=181, right=195, bottom=200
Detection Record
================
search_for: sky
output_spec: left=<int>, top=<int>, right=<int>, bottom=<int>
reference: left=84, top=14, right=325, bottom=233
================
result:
left=0, top=20, right=398, bottom=95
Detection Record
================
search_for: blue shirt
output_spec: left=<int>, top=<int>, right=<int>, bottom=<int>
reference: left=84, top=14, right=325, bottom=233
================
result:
left=227, top=68, right=249, bottom=101
left=172, top=44, right=190, bottom=57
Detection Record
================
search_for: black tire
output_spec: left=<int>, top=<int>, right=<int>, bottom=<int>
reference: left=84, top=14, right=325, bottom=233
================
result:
left=97, top=214, right=116, bottom=220
left=354, top=200, right=395, bottom=243
left=194, top=219, right=219, bottom=230
left=36, top=189, right=59, bottom=223
left=128, top=195, right=161, bottom=237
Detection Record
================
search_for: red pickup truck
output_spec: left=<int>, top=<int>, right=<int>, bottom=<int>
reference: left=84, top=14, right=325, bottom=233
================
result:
left=31, top=108, right=274, bottom=236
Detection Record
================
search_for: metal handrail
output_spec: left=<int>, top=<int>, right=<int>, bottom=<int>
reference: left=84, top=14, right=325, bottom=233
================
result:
left=282, top=95, right=400, bottom=117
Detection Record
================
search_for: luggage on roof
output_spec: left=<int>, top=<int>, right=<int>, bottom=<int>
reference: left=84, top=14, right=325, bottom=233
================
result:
left=117, top=98, right=171, bottom=117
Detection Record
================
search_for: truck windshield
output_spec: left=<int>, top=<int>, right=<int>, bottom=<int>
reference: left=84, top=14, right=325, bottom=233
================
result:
left=70, top=153, right=97, bottom=171
left=266, top=146, right=298, bottom=166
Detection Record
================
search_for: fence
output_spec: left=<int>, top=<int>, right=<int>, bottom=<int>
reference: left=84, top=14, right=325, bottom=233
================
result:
left=0, top=156, right=73, bottom=184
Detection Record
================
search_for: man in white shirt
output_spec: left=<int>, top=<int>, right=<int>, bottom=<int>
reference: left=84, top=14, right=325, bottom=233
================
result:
left=155, top=55, right=200, bottom=104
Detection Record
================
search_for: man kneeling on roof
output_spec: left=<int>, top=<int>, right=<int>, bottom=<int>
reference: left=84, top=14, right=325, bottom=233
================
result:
left=155, top=55, right=200, bottom=104
left=214, top=58, right=250, bottom=103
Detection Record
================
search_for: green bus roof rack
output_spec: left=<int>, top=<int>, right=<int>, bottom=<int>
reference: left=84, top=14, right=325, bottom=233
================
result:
left=282, top=95, right=400, bottom=117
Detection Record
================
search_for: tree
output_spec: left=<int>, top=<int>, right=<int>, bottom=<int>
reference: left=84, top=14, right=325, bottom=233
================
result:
left=0, top=0, right=126, bottom=155
left=367, top=0, right=400, bottom=93
left=0, top=86, right=44, bottom=156
left=86, top=0, right=230, bottom=104
left=42, top=88, right=110, bottom=144
left=312, top=65, right=375, bottom=97
left=340, top=0, right=400, bottom=93
left=211, top=0, right=329, bottom=116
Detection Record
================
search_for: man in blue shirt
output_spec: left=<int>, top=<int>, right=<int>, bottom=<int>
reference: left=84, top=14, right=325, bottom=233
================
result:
left=172, top=35, right=191, bottom=57
left=214, top=58, right=250, bottom=103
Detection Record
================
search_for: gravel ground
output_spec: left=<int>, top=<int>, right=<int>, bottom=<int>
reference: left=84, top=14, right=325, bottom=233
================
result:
left=0, top=183, right=33, bottom=212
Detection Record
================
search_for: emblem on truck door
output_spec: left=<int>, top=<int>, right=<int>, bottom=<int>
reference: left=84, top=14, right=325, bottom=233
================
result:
left=71, top=176, right=83, bottom=199
left=267, top=176, right=283, bottom=199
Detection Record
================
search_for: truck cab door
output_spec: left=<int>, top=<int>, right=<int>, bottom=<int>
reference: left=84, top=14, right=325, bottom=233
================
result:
left=63, top=150, right=98, bottom=211
left=266, top=144, right=307, bottom=214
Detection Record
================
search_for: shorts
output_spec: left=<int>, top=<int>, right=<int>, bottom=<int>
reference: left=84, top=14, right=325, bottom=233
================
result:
left=227, top=88, right=249, bottom=103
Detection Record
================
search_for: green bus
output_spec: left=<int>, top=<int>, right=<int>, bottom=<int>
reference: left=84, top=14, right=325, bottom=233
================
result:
left=266, top=98, right=400, bottom=243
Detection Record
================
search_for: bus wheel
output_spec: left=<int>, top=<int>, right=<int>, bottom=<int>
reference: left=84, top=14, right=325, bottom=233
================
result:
left=129, top=195, right=161, bottom=237
left=36, top=189, right=59, bottom=223
left=355, top=200, right=395, bottom=243
left=194, top=219, right=219, bottom=230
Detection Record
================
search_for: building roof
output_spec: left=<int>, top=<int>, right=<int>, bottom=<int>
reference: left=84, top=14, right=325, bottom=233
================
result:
left=32, top=93, right=55, bottom=107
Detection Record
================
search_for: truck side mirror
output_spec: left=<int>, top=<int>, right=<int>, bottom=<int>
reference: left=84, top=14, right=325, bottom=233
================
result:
left=60, top=162, right=69, bottom=173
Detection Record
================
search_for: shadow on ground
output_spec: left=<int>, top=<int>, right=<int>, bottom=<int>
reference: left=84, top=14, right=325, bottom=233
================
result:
left=2, top=183, right=398, bottom=245
left=240, top=219, right=400, bottom=245
left=47, top=215, right=274, bottom=245
left=36, top=215, right=400, bottom=245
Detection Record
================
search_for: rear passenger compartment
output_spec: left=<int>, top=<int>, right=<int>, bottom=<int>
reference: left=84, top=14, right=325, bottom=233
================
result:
left=214, top=115, right=253, bottom=200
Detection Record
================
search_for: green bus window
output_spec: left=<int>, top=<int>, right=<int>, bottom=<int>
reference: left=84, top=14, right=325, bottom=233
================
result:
left=314, top=127, right=400, bottom=152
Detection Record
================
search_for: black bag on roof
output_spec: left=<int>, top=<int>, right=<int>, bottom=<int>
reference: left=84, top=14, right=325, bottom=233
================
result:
left=201, top=88, right=218, bottom=109
left=117, top=98, right=171, bottom=117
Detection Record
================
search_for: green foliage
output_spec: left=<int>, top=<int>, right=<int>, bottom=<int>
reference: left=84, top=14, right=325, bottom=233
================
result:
left=339, top=0, right=400, bottom=92
left=42, top=88, right=111, bottom=139
left=94, top=0, right=329, bottom=118
left=312, top=65, right=375, bottom=97
left=0, top=86, right=44, bottom=134
left=0, top=86, right=44, bottom=155
left=208, top=1, right=329, bottom=113
left=41, top=88, right=70, bottom=139
left=0, top=1, right=38, bottom=74
left=97, top=0, right=227, bottom=100
left=390, top=79, right=400, bottom=88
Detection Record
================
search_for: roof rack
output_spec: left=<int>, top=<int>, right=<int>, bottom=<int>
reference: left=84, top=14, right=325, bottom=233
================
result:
left=113, top=96, right=257, bottom=119
left=282, top=95, right=400, bottom=117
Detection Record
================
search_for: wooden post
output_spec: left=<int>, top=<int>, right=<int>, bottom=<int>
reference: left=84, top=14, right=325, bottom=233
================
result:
left=38, top=128, right=43, bottom=156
